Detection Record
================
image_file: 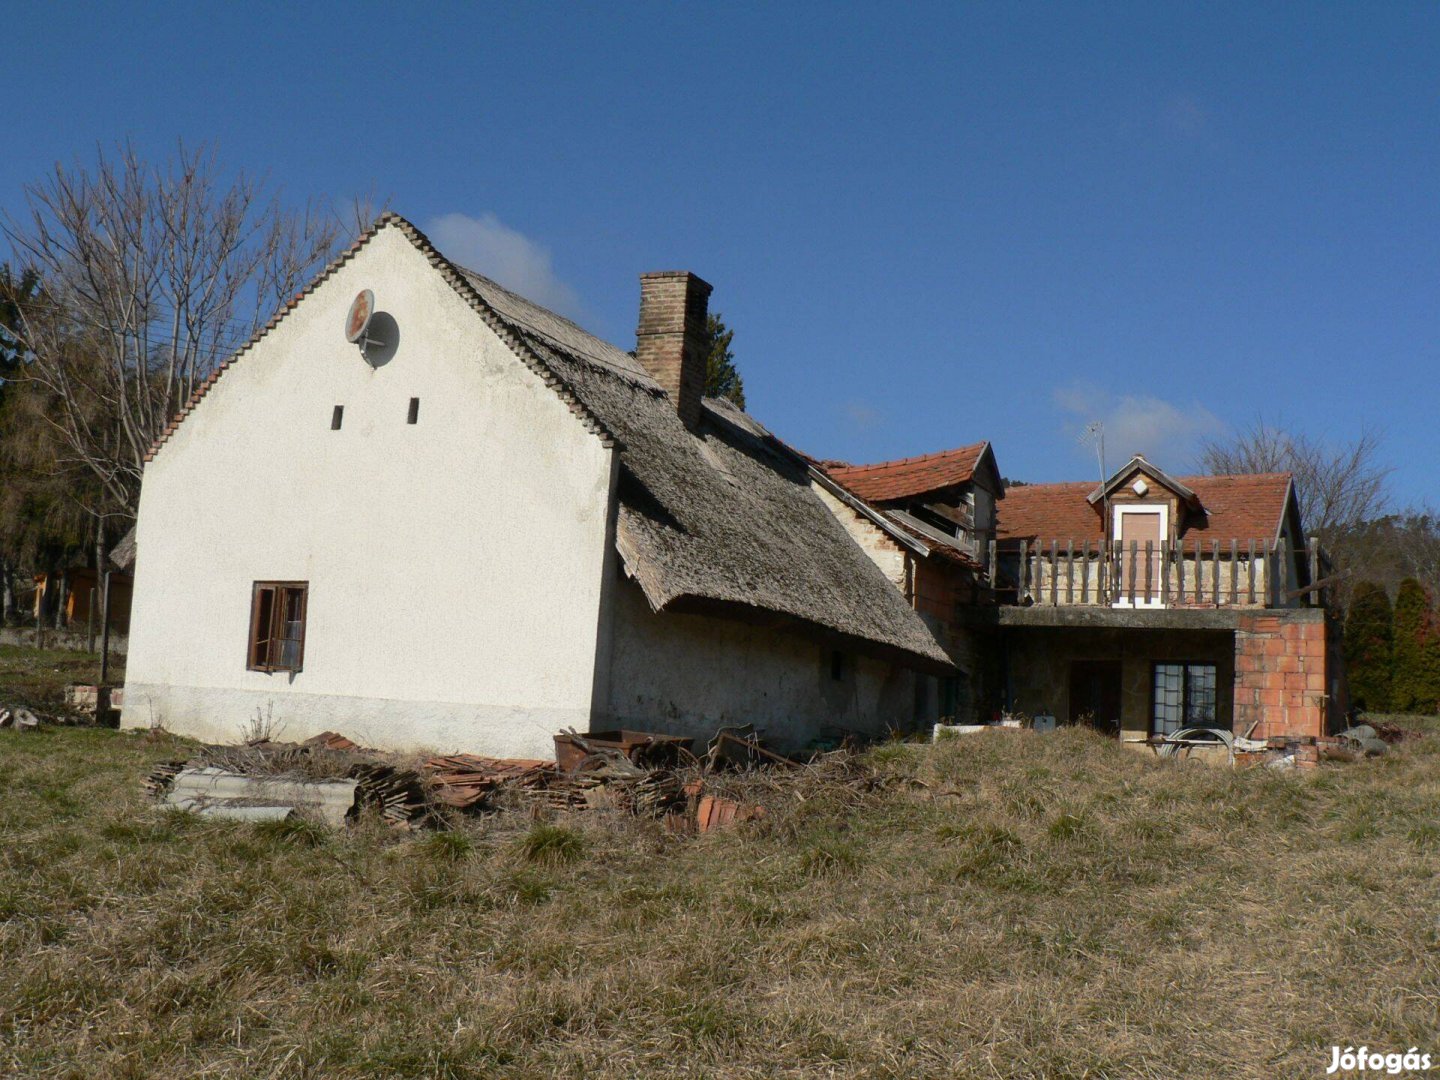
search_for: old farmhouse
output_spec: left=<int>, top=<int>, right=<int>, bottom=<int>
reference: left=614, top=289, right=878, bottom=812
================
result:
left=121, top=213, right=1345, bottom=758
left=121, top=214, right=953, bottom=757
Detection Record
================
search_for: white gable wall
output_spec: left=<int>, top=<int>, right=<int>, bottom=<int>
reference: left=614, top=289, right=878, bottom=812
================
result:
left=123, top=226, right=616, bottom=756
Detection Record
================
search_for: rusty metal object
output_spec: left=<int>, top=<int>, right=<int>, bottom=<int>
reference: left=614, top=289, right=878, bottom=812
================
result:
left=1370, top=720, right=1422, bottom=744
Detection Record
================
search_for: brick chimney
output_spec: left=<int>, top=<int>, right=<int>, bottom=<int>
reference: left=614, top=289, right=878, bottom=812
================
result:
left=636, top=271, right=712, bottom=429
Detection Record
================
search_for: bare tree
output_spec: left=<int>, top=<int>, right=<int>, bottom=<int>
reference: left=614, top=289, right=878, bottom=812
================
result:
left=1397, top=507, right=1440, bottom=588
left=1200, top=420, right=1392, bottom=595
left=1341, top=507, right=1440, bottom=601
left=2, top=143, right=348, bottom=524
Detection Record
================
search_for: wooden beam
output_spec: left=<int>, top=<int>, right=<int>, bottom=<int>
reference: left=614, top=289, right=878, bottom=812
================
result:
left=1210, top=541, right=1220, bottom=607
left=1274, top=537, right=1288, bottom=607
left=1285, top=572, right=1347, bottom=600
left=1228, top=539, right=1238, bottom=606
left=921, top=500, right=966, bottom=527
left=1050, top=540, right=1059, bottom=606
left=1246, top=540, right=1257, bottom=605
left=1260, top=539, right=1271, bottom=608
left=1157, top=541, right=1169, bottom=610
left=1143, top=539, right=1154, bottom=604
left=1127, top=540, right=1138, bottom=605
left=1065, top=540, right=1075, bottom=606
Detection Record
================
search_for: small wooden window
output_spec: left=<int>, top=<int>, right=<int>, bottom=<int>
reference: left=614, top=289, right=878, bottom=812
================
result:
left=407, top=397, right=419, bottom=424
left=248, top=582, right=308, bottom=673
left=331, top=405, right=344, bottom=430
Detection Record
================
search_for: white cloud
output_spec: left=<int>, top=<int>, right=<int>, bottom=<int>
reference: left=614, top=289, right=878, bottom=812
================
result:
left=426, top=212, right=582, bottom=317
left=1054, top=382, right=1225, bottom=468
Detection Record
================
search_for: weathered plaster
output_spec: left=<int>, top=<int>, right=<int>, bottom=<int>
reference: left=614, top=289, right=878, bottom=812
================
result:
left=602, top=576, right=919, bottom=753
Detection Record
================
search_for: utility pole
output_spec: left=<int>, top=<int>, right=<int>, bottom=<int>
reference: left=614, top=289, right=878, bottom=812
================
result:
left=99, top=570, right=112, bottom=685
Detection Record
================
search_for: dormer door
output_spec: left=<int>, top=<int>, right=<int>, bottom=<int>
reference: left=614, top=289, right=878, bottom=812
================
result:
left=1113, top=504, right=1168, bottom=607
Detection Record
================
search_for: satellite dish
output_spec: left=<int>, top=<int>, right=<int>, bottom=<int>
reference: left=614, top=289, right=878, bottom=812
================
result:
left=345, top=289, right=375, bottom=344
left=344, top=288, right=399, bottom=367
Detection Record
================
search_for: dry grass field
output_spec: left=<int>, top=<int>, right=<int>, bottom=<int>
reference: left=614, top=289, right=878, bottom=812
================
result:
left=1, top=649, right=1438, bottom=1078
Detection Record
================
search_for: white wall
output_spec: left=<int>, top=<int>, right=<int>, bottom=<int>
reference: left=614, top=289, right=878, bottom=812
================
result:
left=602, top=577, right=919, bottom=754
left=123, top=226, right=616, bottom=756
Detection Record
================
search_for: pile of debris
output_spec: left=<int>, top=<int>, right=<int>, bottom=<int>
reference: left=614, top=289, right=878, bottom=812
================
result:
left=425, top=755, right=555, bottom=810
left=144, top=731, right=422, bottom=826
left=0, top=706, right=42, bottom=732
left=1156, top=720, right=1424, bottom=769
left=1368, top=720, right=1422, bottom=745
left=142, top=726, right=792, bottom=834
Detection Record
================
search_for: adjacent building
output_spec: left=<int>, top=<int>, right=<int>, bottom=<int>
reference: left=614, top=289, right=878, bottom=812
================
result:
left=809, top=444, right=1003, bottom=724
left=990, top=455, right=1342, bottom=742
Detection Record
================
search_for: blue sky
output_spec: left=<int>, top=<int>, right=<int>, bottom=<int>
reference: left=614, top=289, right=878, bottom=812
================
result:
left=7, top=3, right=1437, bottom=503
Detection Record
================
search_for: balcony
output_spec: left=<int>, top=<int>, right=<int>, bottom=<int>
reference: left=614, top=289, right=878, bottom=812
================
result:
left=990, top=536, right=1327, bottom=611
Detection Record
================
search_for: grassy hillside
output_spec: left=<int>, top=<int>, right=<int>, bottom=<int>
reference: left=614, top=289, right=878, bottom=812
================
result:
left=1, top=711, right=1437, bottom=1078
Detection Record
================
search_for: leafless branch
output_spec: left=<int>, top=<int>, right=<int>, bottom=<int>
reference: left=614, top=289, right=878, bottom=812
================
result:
left=2, top=142, right=350, bottom=517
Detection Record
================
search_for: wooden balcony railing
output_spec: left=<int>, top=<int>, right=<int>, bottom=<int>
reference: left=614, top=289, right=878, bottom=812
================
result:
left=990, top=536, right=1326, bottom=609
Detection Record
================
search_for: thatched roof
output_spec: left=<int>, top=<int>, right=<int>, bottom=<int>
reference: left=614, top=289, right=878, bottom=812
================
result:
left=455, top=266, right=953, bottom=671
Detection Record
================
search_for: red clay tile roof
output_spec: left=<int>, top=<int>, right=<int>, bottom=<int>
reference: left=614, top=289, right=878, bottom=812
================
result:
left=825, top=442, right=990, bottom=503
left=997, top=473, right=1295, bottom=546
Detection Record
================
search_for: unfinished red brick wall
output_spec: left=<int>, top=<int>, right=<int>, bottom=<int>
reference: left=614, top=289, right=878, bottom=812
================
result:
left=1233, top=613, right=1328, bottom=740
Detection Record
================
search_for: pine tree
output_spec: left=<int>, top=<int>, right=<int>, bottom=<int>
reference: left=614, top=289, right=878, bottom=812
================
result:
left=703, top=314, right=746, bottom=409
left=1343, top=581, right=1393, bottom=713
left=1392, top=578, right=1440, bottom=713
